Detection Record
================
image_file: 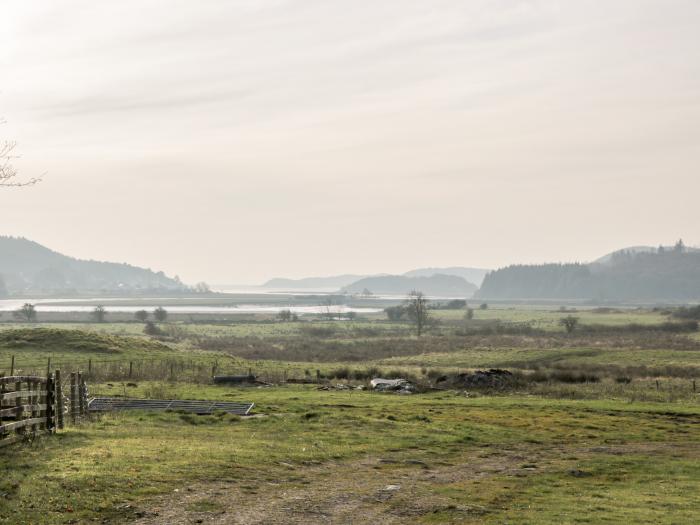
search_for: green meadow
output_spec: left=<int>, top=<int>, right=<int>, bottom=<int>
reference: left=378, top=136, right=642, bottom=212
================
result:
left=1, top=305, right=699, bottom=523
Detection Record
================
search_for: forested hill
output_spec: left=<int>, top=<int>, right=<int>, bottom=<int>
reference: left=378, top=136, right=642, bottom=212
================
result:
left=403, top=267, right=490, bottom=287
left=343, top=274, right=477, bottom=297
left=477, top=247, right=700, bottom=302
left=0, top=236, right=187, bottom=296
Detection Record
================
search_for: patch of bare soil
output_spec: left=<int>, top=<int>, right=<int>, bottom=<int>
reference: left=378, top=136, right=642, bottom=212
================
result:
left=130, top=445, right=552, bottom=525
left=131, top=442, right=696, bottom=524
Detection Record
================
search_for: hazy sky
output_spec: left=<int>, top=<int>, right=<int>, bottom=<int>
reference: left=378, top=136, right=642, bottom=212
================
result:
left=1, top=1, right=699, bottom=284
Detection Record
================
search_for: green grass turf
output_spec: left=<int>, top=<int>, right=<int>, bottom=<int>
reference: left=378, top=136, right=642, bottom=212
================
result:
left=1, top=385, right=698, bottom=524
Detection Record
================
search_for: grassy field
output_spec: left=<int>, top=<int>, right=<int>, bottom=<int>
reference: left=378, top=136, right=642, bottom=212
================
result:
left=430, top=305, right=670, bottom=329
left=1, top=384, right=698, bottom=524
left=3, top=308, right=700, bottom=385
left=1, top=305, right=699, bottom=523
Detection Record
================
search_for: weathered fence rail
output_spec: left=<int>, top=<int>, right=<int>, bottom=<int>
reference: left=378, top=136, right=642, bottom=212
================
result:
left=0, top=370, right=89, bottom=448
left=0, top=375, right=56, bottom=447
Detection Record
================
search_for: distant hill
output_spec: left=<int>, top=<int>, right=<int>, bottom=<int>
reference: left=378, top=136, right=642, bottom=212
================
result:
left=0, top=236, right=187, bottom=296
left=403, top=267, right=490, bottom=287
left=477, top=243, right=700, bottom=302
left=263, top=274, right=371, bottom=290
left=263, top=266, right=490, bottom=290
left=342, top=274, right=477, bottom=297
left=595, top=245, right=700, bottom=265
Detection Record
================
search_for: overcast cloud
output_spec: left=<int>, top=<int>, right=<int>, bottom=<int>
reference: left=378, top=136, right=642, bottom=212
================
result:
left=1, top=1, right=699, bottom=284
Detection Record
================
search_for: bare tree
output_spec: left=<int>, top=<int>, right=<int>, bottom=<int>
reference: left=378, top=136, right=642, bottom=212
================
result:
left=91, top=305, right=108, bottom=323
left=153, top=306, right=168, bottom=323
left=406, top=290, right=430, bottom=336
left=193, top=282, right=211, bottom=293
left=321, top=296, right=335, bottom=320
left=278, top=309, right=293, bottom=322
left=13, top=303, right=37, bottom=322
left=1, top=118, right=40, bottom=187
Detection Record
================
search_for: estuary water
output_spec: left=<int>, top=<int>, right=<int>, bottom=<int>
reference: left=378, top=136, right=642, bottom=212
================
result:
left=0, top=297, right=382, bottom=315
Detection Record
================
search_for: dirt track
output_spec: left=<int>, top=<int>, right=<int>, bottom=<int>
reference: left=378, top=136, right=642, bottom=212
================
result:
left=131, top=442, right=693, bottom=524
left=131, top=445, right=563, bottom=524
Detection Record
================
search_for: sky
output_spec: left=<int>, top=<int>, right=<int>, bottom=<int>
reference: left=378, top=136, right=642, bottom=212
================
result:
left=1, top=0, right=699, bottom=285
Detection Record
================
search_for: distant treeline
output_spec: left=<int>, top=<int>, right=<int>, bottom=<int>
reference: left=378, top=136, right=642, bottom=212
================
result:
left=477, top=247, right=700, bottom=301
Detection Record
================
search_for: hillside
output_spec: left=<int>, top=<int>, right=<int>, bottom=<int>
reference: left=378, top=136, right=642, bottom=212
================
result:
left=0, top=236, right=187, bottom=296
left=263, top=267, right=490, bottom=290
left=0, top=328, right=170, bottom=354
left=342, top=274, right=477, bottom=297
left=403, top=267, right=490, bottom=287
left=595, top=245, right=700, bottom=264
left=263, top=274, right=369, bottom=289
left=477, top=245, right=700, bottom=302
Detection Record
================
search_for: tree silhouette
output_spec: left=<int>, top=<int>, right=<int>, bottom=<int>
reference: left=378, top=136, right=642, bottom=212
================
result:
left=153, top=306, right=168, bottom=322
left=559, top=315, right=579, bottom=334
left=13, top=303, right=37, bottom=322
left=91, top=305, right=107, bottom=323
left=406, top=291, right=430, bottom=336
left=1, top=118, right=40, bottom=187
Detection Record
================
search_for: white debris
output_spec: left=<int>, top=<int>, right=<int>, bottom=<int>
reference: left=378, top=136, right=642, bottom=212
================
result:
left=370, top=378, right=416, bottom=393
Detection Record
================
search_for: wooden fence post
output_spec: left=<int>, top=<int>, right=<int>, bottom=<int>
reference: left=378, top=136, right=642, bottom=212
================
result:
left=30, top=379, right=39, bottom=437
left=82, top=376, right=89, bottom=418
left=15, top=378, right=23, bottom=438
left=0, top=376, right=4, bottom=432
left=77, top=372, right=86, bottom=419
left=10, top=355, right=15, bottom=376
left=70, top=372, right=77, bottom=424
left=46, top=373, right=55, bottom=434
left=55, top=370, right=64, bottom=430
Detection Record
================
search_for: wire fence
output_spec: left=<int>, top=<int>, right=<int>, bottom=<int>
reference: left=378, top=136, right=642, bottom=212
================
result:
left=0, top=354, right=331, bottom=386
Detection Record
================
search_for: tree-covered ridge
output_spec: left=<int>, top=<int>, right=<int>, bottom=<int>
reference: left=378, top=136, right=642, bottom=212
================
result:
left=477, top=242, right=700, bottom=301
left=0, top=236, right=186, bottom=296
left=343, top=274, right=477, bottom=297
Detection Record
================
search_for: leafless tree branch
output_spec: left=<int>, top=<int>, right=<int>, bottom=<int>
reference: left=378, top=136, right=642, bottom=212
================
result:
left=1, top=118, right=41, bottom=187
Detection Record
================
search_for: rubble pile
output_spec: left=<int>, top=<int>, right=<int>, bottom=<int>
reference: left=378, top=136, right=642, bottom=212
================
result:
left=370, top=378, right=417, bottom=394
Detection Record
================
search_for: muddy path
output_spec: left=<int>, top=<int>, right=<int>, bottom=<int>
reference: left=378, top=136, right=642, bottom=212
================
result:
left=130, top=443, right=678, bottom=525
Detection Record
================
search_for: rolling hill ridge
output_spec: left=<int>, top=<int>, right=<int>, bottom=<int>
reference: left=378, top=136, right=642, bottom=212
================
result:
left=0, top=236, right=187, bottom=296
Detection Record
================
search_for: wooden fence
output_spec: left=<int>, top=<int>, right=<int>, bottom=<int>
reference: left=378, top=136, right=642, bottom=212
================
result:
left=0, top=371, right=89, bottom=448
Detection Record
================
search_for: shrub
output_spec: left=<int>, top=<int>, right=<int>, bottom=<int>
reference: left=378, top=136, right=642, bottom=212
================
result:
left=672, top=305, right=700, bottom=320
left=385, top=305, right=407, bottom=321
left=559, top=316, right=579, bottom=333
left=144, top=321, right=164, bottom=336
left=299, top=325, right=337, bottom=338
left=330, top=367, right=350, bottom=380
left=550, top=371, right=600, bottom=384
